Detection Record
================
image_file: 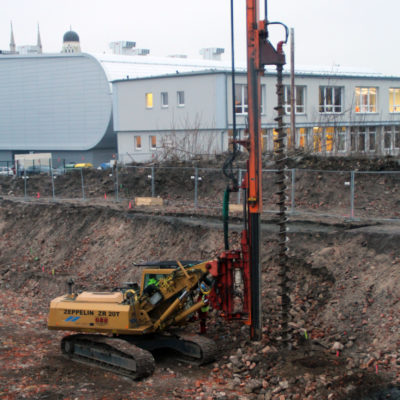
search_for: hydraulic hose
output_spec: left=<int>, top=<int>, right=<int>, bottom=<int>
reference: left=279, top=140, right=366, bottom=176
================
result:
left=223, top=186, right=230, bottom=250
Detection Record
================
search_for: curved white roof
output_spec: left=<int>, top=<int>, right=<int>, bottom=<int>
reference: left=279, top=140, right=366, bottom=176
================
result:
left=93, top=53, right=244, bottom=81
left=0, top=53, right=113, bottom=151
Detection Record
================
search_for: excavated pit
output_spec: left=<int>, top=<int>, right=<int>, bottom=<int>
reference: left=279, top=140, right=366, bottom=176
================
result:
left=1, top=197, right=400, bottom=400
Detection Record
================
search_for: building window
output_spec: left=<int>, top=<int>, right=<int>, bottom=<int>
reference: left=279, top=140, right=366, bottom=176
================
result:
left=284, top=85, right=305, bottom=114
left=350, top=126, right=376, bottom=152
left=384, top=125, right=400, bottom=150
left=358, top=127, right=366, bottom=152
left=235, top=84, right=248, bottom=114
left=355, top=87, right=377, bottom=113
left=261, top=129, right=268, bottom=152
left=369, top=127, right=376, bottom=151
left=319, top=86, right=343, bottom=113
left=313, top=127, right=322, bottom=152
left=161, top=92, right=168, bottom=108
left=134, top=136, right=142, bottom=150
left=177, top=91, right=185, bottom=107
left=298, top=128, right=307, bottom=149
left=350, top=128, right=356, bottom=151
left=338, top=127, right=346, bottom=152
left=234, top=84, right=265, bottom=114
left=384, top=127, right=392, bottom=150
left=145, top=93, right=153, bottom=109
left=272, top=129, right=279, bottom=151
left=149, top=135, right=157, bottom=150
left=260, top=85, right=266, bottom=114
left=325, top=127, right=334, bottom=152
left=389, top=88, right=400, bottom=112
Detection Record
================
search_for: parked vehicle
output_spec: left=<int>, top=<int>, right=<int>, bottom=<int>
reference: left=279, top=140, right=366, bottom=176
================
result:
left=0, top=166, right=13, bottom=176
left=98, top=162, right=112, bottom=170
left=74, top=163, right=93, bottom=169
left=65, top=162, right=76, bottom=170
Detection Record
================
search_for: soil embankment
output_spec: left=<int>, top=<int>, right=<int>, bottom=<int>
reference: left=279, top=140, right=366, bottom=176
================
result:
left=0, top=197, right=400, bottom=399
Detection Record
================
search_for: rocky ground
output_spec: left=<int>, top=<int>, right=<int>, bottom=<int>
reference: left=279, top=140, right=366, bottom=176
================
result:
left=0, top=194, right=400, bottom=400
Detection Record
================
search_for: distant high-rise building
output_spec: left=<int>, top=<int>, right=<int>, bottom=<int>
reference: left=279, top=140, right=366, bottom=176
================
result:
left=109, top=41, right=136, bottom=55
left=109, top=41, right=149, bottom=56
left=200, top=47, right=224, bottom=61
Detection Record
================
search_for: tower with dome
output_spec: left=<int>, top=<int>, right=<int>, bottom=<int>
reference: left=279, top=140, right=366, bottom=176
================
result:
left=61, top=29, right=81, bottom=53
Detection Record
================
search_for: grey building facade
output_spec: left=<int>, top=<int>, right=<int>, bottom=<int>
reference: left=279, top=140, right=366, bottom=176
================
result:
left=0, top=51, right=236, bottom=166
left=0, top=53, right=115, bottom=165
left=113, top=69, right=400, bottom=163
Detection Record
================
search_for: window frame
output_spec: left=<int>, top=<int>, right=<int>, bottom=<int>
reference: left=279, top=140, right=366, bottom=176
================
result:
left=161, top=92, right=168, bottom=108
left=235, top=84, right=248, bottom=115
left=149, top=135, right=157, bottom=150
left=234, top=83, right=266, bottom=115
left=383, top=125, right=400, bottom=150
left=337, top=127, right=347, bottom=152
left=284, top=85, right=306, bottom=115
left=389, top=88, right=400, bottom=113
left=355, top=87, right=377, bottom=113
left=350, top=126, right=376, bottom=153
left=134, top=135, right=142, bottom=151
left=177, top=91, right=185, bottom=107
left=319, top=86, right=343, bottom=114
left=145, top=93, right=153, bottom=109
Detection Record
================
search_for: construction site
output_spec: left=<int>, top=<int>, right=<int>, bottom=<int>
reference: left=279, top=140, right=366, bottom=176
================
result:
left=1, top=1, right=400, bottom=399
left=0, top=154, right=400, bottom=400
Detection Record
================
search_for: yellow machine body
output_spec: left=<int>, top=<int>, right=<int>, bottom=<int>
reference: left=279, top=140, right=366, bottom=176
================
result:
left=48, top=262, right=211, bottom=336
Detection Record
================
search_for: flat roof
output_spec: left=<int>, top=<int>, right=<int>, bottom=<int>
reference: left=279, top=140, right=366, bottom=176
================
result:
left=2, top=52, right=399, bottom=81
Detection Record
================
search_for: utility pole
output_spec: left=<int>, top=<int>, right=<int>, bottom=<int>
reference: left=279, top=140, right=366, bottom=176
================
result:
left=290, top=28, right=296, bottom=150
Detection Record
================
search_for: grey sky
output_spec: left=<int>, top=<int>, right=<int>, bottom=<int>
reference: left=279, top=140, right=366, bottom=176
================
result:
left=1, top=0, right=399, bottom=75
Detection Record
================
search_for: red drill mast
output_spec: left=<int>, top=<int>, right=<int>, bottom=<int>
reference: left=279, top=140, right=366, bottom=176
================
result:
left=210, top=0, right=287, bottom=341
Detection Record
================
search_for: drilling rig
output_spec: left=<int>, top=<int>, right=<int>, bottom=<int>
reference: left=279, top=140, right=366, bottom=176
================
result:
left=47, top=0, right=289, bottom=378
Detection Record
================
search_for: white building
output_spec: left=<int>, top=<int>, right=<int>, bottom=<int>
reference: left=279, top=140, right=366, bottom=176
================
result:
left=0, top=48, right=236, bottom=165
left=112, top=68, right=400, bottom=163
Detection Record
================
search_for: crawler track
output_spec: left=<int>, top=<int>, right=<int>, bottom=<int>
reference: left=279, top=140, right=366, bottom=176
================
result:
left=61, top=334, right=155, bottom=380
left=176, top=333, right=218, bottom=365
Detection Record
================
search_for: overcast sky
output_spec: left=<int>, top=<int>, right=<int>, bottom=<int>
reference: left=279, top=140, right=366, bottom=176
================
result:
left=1, top=0, right=399, bottom=75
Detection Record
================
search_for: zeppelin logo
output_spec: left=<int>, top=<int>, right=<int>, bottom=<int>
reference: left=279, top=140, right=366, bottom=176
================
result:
left=65, top=316, right=80, bottom=322
left=64, top=309, right=94, bottom=316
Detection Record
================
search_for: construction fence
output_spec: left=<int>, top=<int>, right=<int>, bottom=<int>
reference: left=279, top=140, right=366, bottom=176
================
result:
left=0, top=165, right=399, bottom=222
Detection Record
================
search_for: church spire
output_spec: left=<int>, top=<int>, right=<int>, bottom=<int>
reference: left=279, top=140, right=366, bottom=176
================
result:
left=10, top=21, right=16, bottom=53
left=37, top=23, right=42, bottom=53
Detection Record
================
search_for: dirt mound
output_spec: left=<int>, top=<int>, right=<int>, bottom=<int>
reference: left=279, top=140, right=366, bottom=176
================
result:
left=1, top=198, right=400, bottom=399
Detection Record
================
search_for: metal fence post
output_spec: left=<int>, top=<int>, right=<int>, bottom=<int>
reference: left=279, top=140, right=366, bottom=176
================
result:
left=24, top=168, right=27, bottom=199
left=80, top=168, right=85, bottom=200
left=350, top=170, right=355, bottom=220
left=50, top=160, right=55, bottom=201
left=291, top=168, right=296, bottom=214
left=51, top=172, right=55, bottom=201
left=238, top=168, right=243, bottom=204
left=151, top=166, right=155, bottom=198
left=194, top=167, right=198, bottom=208
left=115, top=164, right=120, bottom=202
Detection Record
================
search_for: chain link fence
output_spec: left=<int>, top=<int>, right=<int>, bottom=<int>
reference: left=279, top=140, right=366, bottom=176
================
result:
left=0, top=163, right=399, bottom=222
